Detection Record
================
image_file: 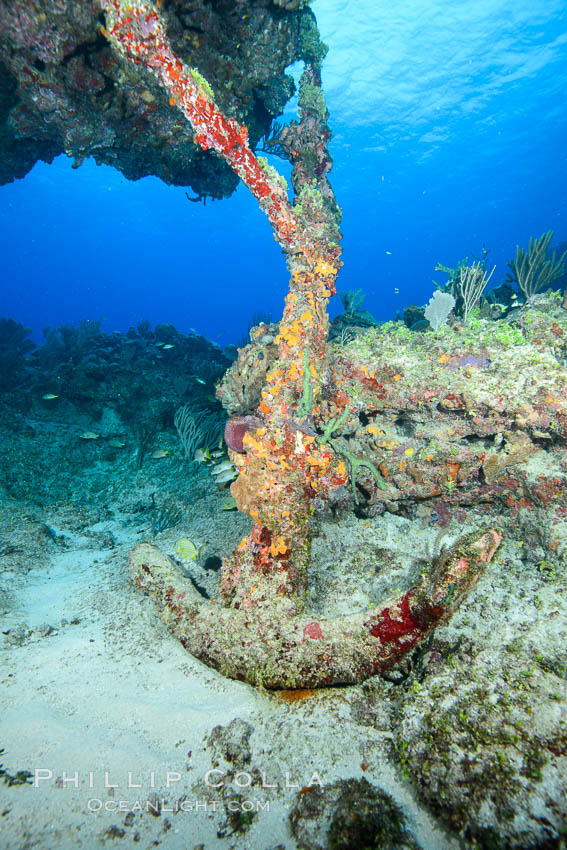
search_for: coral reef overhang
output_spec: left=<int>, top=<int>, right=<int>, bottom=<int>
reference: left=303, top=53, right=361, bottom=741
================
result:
left=0, top=0, right=321, bottom=193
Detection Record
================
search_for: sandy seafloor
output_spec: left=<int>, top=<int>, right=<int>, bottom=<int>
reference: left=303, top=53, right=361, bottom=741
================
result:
left=1, top=473, right=565, bottom=849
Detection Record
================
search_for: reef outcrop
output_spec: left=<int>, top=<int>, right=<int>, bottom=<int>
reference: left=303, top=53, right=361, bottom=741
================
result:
left=221, top=293, right=567, bottom=562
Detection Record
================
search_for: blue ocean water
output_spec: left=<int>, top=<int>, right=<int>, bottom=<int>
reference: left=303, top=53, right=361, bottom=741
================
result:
left=1, top=0, right=566, bottom=344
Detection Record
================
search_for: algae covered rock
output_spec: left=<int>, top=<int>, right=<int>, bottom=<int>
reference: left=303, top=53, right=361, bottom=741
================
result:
left=289, top=777, right=419, bottom=850
left=207, top=717, right=253, bottom=770
left=392, top=640, right=567, bottom=847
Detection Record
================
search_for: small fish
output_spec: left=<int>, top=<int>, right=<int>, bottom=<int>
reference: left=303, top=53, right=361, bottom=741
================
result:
left=214, top=468, right=238, bottom=484
left=162, top=344, right=175, bottom=350
left=174, top=538, right=205, bottom=561
left=511, top=293, right=518, bottom=300
left=42, top=393, right=59, bottom=400
left=194, top=448, right=211, bottom=463
left=155, top=342, right=165, bottom=347
left=80, top=431, right=100, bottom=440
left=107, top=439, right=125, bottom=448
left=220, top=497, right=237, bottom=511
left=151, top=449, right=171, bottom=459
left=195, top=377, right=206, bottom=385
left=211, top=450, right=225, bottom=458
left=385, top=251, right=392, bottom=255
left=394, top=288, right=399, bottom=294
left=211, top=460, right=235, bottom=475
